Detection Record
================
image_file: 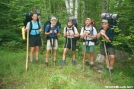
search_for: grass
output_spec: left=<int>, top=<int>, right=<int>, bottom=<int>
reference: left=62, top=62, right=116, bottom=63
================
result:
left=0, top=47, right=134, bottom=89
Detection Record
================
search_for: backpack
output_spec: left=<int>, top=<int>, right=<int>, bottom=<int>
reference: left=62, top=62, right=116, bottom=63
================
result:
left=23, top=12, right=32, bottom=28
left=44, top=16, right=61, bottom=39
left=29, top=21, right=40, bottom=35
left=65, top=26, right=80, bottom=41
left=68, top=18, right=78, bottom=28
left=23, top=12, right=41, bottom=35
left=83, top=26, right=98, bottom=45
left=91, top=20, right=96, bottom=27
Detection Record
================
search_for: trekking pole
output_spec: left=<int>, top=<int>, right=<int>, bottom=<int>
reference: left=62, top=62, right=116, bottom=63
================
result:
left=103, top=42, right=112, bottom=81
left=26, top=29, right=29, bottom=71
left=53, top=38, right=55, bottom=67
left=82, top=37, right=87, bottom=71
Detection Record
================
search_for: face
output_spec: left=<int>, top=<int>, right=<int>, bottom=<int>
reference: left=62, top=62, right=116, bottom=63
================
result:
left=67, top=22, right=73, bottom=28
left=102, top=22, right=109, bottom=30
left=32, top=14, right=38, bottom=21
left=85, top=19, right=91, bottom=26
left=50, top=19, right=57, bottom=26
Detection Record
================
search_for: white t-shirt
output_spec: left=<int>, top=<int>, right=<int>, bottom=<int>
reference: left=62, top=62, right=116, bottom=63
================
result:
left=80, top=26, right=97, bottom=46
left=63, top=26, right=78, bottom=38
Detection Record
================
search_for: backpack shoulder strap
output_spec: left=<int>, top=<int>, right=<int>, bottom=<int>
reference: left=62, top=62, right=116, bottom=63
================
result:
left=48, top=24, right=51, bottom=32
left=90, top=26, right=94, bottom=36
left=37, top=21, right=40, bottom=29
left=66, top=27, right=67, bottom=33
left=29, top=21, right=32, bottom=33
left=83, top=26, right=86, bottom=33
left=72, top=27, right=75, bottom=34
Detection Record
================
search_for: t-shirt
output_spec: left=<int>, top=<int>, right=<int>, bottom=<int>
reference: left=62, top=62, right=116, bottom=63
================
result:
left=45, top=24, right=60, bottom=38
left=80, top=26, right=97, bottom=46
left=26, top=21, right=42, bottom=35
left=63, top=26, right=78, bottom=38
left=98, top=27, right=114, bottom=48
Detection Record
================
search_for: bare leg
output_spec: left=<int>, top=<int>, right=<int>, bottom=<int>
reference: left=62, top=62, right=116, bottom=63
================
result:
left=109, top=55, right=115, bottom=69
left=90, top=52, right=94, bottom=64
left=30, top=47, right=35, bottom=62
left=62, top=48, right=69, bottom=60
left=53, top=49, right=57, bottom=61
left=35, top=46, right=39, bottom=60
left=72, top=51, right=76, bottom=60
left=45, top=50, right=50, bottom=63
left=61, top=48, right=68, bottom=66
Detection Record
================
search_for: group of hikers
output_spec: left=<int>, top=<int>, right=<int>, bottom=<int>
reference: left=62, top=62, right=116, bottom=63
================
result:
left=25, top=12, right=115, bottom=73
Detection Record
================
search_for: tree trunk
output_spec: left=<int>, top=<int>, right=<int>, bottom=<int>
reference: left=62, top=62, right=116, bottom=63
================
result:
left=74, top=0, right=78, bottom=19
left=102, top=0, right=106, bottom=13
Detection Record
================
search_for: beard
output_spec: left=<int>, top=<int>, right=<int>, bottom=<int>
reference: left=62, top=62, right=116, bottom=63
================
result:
left=67, top=25, right=73, bottom=28
left=86, top=24, right=90, bottom=27
left=51, top=23, right=56, bottom=27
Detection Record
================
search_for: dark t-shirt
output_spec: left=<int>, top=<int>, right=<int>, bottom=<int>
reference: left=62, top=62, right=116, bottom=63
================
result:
left=98, top=27, right=114, bottom=48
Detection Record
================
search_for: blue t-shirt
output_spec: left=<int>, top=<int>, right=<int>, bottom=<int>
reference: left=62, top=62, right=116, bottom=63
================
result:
left=45, top=24, right=60, bottom=38
left=98, top=27, right=114, bottom=48
left=26, top=21, right=42, bottom=35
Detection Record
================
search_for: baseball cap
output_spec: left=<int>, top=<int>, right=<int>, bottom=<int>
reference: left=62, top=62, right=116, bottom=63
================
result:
left=51, top=17, right=57, bottom=21
left=102, top=19, right=108, bottom=23
left=68, top=19, right=73, bottom=23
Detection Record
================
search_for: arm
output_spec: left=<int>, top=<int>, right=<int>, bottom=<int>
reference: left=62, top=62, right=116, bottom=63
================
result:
left=80, top=27, right=85, bottom=39
left=88, top=27, right=97, bottom=39
left=45, top=25, right=52, bottom=35
left=63, top=27, right=69, bottom=38
left=103, top=33, right=111, bottom=42
left=25, top=22, right=30, bottom=31
left=39, top=22, right=42, bottom=32
left=101, top=29, right=114, bottom=43
left=74, top=27, right=79, bottom=37
left=56, top=26, right=60, bottom=37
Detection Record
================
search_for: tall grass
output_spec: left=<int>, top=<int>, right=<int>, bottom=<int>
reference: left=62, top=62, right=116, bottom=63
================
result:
left=0, top=49, right=134, bottom=89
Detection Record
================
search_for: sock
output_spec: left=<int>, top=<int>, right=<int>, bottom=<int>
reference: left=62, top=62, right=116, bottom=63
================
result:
left=107, top=66, right=109, bottom=69
left=30, top=58, right=33, bottom=62
left=54, top=57, right=56, bottom=61
left=36, top=56, right=38, bottom=60
left=109, top=67, right=113, bottom=69
left=90, top=62, right=94, bottom=65
left=85, top=59, right=88, bottom=62
left=46, top=58, right=48, bottom=63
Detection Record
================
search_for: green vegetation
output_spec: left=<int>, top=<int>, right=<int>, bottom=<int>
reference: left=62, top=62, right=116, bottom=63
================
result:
left=0, top=48, right=133, bottom=89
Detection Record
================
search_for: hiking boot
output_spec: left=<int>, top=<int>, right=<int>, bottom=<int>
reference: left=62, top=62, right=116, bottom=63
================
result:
left=45, top=62, right=48, bottom=67
left=90, top=64, right=94, bottom=69
left=85, top=61, right=90, bottom=66
left=72, top=60, right=76, bottom=65
left=61, top=60, right=65, bottom=66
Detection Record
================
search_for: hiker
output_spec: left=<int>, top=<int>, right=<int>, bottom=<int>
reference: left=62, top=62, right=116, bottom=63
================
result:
left=61, top=19, right=79, bottom=67
left=97, top=19, right=115, bottom=72
left=26, top=12, right=42, bottom=62
left=44, top=16, right=60, bottom=66
left=80, top=18, right=97, bottom=69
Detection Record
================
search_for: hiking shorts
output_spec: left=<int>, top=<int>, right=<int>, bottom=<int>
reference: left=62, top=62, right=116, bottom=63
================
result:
left=100, top=47, right=115, bottom=55
left=46, top=39, right=58, bottom=50
left=82, top=45, right=94, bottom=53
left=29, top=35, right=42, bottom=47
left=64, top=38, right=76, bottom=51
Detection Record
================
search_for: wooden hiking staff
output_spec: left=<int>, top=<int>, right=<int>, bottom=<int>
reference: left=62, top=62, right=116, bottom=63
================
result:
left=26, top=29, right=29, bottom=71
left=103, top=42, right=112, bottom=81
